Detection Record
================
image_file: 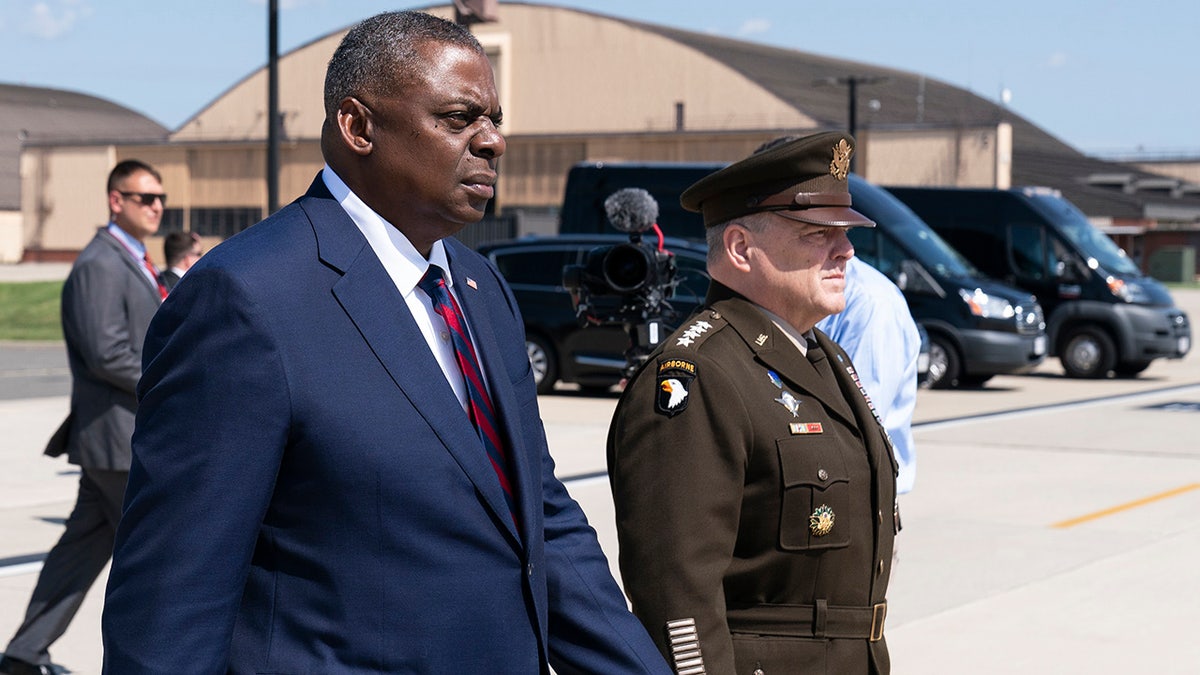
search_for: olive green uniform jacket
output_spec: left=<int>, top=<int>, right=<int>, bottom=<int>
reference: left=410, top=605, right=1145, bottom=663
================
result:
left=609, top=281, right=898, bottom=675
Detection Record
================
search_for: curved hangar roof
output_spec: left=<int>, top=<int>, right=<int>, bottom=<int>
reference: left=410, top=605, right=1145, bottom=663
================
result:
left=0, top=83, right=167, bottom=210
left=170, top=1, right=1198, bottom=221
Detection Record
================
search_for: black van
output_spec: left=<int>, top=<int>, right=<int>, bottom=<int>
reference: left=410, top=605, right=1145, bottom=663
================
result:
left=560, top=161, right=713, bottom=242
left=559, top=162, right=1046, bottom=388
left=885, top=186, right=1192, bottom=378
left=845, top=175, right=1046, bottom=387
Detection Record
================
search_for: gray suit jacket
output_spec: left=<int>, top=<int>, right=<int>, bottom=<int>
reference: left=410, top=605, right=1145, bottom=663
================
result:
left=58, top=228, right=162, bottom=470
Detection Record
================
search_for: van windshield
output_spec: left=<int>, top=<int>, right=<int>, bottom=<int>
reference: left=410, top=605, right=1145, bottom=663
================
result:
left=849, top=176, right=980, bottom=279
left=1025, top=193, right=1141, bottom=276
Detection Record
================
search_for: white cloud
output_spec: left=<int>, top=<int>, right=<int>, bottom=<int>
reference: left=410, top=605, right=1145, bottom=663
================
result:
left=1046, top=51, right=1068, bottom=68
left=737, top=18, right=771, bottom=37
left=22, top=0, right=92, bottom=39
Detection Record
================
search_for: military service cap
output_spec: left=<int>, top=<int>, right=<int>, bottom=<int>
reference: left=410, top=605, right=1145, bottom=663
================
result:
left=680, top=131, right=875, bottom=229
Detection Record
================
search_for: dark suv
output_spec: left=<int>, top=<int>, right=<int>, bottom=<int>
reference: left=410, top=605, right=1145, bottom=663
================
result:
left=477, top=234, right=710, bottom=393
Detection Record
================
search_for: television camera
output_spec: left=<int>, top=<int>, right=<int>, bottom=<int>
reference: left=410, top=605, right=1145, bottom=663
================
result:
left=562, top=188, right=682, bottom=378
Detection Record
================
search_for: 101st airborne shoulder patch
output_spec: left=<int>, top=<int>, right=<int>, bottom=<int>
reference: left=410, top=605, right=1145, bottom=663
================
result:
left=655, top=358, right=696, bottom=417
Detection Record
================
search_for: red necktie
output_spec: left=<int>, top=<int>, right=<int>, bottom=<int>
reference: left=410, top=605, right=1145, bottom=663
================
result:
left=418, top=265, right=518, bottom=523
left=143, top=252, right=168, bottom=300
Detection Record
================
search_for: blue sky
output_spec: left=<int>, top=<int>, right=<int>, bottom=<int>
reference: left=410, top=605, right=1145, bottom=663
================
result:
left=1, top=0, right=1196, bottom=158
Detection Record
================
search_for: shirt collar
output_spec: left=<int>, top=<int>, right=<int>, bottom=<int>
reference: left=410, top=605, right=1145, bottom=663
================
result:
left=106, top=222, right=146, bottom=258
left=321, top=165, right=452, bottom=294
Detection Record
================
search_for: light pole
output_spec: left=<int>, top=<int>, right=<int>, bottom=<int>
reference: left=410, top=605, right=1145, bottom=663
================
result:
left=267, top=0, right=280, bottom=215
left=817, top=75, right=889, bottom=172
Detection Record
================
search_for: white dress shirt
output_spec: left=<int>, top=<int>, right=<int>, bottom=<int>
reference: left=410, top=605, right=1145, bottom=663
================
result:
left=321, top=165, right=485, bottom=413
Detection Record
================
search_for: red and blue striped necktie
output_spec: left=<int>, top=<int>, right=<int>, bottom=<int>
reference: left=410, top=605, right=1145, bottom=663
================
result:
left=418, top=265, right=518, bottom=524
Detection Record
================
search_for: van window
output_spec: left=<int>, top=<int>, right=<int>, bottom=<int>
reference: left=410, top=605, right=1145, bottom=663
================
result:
left=847, top=227, right=878, bottom=268
left=560, top=164, right=718, bottom=241
left=1025, top=194, right=1140, bottom=275
left=1009, top=223, right=1049, bottom=280
left=849, top=176, right=978, bottom=280
left=493, top=249, right=578, bottom=287
left=936, top=226, right=1007, bottom=279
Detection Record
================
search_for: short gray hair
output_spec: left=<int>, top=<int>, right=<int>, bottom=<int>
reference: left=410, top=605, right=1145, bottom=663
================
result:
left=323, top=11, right=484, bottom=119
left=705, top=213, right=769, bottom=264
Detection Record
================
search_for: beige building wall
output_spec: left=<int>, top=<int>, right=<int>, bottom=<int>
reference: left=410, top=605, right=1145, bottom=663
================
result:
left=16, top=4, right=1012, bottom=257
left=0, top=210, right=21, bottom=263
left=1131, top=161, right=1200, bottom=184
left=21, top=146, right=115, bottom=253
left=169, top=4, right=811, bottom=144
left=500, top=131, right=793, bottom=210
left=474, top=5, right=814, bottom=134
left=861, top=125, right=1007, bottom=188
left=170, top=31, right=346, bottom=143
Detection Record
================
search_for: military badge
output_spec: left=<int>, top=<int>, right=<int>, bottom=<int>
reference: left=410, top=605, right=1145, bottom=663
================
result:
left=655, top=359, right=696, bottom=417
left=810, top=504, right=835, bottom=537
left=846, top=364, right=880, bottom=419
left=674, top=319, right=712, bottom=347
left=789, top=422, right=823, bottom=435
left=767, top=370, right=782, bottom=389
left=830, top=138, right=852, bottom=180
left=775, top=390, right=801, bottom=417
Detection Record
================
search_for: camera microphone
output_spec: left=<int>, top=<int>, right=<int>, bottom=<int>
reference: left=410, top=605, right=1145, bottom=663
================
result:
left=604, top=188, right=659, bottom=234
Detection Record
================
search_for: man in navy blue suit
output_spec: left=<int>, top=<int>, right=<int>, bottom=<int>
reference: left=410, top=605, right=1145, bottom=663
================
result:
left=101, top=11, right=668, bottom=674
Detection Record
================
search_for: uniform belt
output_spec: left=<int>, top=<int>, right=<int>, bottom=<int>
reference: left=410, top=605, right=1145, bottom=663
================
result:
left=726, top=600, right=887, bottom=642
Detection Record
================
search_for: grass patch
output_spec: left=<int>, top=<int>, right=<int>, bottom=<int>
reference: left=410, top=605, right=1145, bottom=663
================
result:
left=0, top=281, right=63, bottom=341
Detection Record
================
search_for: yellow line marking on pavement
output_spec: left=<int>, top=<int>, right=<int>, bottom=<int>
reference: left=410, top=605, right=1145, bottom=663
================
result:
left=1052, top=483, right=1200, bottom=529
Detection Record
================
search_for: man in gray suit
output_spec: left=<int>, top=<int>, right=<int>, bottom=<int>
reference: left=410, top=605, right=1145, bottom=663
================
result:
left=0, top=160, right=166, bottom=675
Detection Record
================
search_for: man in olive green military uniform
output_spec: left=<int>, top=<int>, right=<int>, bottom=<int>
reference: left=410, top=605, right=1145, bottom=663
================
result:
left=608, top=132, right=898, bottom=675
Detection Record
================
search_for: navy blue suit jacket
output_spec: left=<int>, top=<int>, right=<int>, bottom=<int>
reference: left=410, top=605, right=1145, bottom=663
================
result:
left=102, top=177, right=668, bottom=674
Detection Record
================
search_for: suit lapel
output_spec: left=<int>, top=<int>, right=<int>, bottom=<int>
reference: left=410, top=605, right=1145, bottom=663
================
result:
left=447, top=248, right=537, bottom=543
left=300, top=182, right=522, bottom=546
left=98, top=230, right=163, bottom=305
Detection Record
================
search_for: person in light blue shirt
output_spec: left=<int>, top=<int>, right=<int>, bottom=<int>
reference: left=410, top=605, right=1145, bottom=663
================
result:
left=817, top=255, right=919, bottom=494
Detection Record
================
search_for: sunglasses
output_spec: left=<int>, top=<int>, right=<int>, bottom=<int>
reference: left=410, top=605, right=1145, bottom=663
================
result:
left=119, top=191, right=168, bottom=207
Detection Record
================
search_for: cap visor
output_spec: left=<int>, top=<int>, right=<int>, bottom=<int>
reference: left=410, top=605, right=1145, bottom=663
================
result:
left=771, top=206, right=875, bottom=228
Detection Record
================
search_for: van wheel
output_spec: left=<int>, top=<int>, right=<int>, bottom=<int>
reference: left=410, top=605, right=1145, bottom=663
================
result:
left=1060, top=326, right=1116, bottom=378
left=526, top=334, right=558, bottom=394
left=1114, top=359, right=1153, bottom=377
left=925, top=335, right=960, bottom=389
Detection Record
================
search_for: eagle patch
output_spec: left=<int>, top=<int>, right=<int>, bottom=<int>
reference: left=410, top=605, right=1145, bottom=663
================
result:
left=655, top=359, right=696, bottom=417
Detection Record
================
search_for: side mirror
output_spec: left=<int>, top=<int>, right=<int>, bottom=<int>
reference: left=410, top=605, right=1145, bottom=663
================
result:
left=896, top=259, right=943, bottom=296
left=1054, top=255, right=1086, bottom=282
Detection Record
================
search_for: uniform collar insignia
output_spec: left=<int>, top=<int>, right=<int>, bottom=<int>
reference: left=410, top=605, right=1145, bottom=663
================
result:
left=675, top=319, right=713, bottom=347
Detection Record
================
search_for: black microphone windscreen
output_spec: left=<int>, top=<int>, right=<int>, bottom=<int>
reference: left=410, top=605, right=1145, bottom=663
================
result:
left=604, top=188, right=659, bottom=234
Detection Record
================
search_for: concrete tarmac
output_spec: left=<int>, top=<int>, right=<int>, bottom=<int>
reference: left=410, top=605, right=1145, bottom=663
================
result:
left=2, top=272, right=1197, bottom=673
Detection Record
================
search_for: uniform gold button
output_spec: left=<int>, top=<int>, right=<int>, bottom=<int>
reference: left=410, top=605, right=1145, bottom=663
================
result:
left=878, top=558, right=885, bottom=576
left=817, top=469, right=829, bottom=481
left=878, top=509, right=883, bottom=524
left=753, top=669, right=764, bottom=675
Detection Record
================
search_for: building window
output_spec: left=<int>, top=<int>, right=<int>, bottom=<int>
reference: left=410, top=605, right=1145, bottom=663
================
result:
left=191, top=208, right=264, bottom=239
left=160, top=209, right=186, bottom=233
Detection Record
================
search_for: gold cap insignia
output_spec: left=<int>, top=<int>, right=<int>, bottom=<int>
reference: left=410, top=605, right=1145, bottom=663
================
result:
left=810, top=504, right=835, bottom=536
left=829, top=139, right=852, bottom=180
